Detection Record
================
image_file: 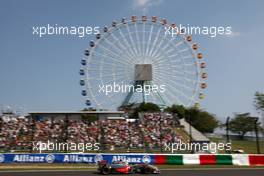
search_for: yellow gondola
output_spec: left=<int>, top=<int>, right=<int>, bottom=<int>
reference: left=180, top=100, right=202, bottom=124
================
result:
left=200, top=83, right=207, bottom=89
left=199, top=93, right=205, bottom=99
left=142, top=16, right=147, bottom=22
left=152, top=16, right=157, bottom=23
left=201, top=73, right=208, bottom=79
left=161, top=18, right=167, bottom=25
left=192, top=44, right=198, bottom=50
left=186, top=36, right=192, bottom=42
left=197, top=53, right=203, bottom=59
left=131, top=16, right=137, bottom=22
left=200, top=62, right=206, bottom=68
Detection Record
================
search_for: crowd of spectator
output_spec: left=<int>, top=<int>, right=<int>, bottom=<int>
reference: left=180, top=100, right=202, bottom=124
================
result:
left=0, top=114, right=31, bottom=151
left=66, top=120, right=100, bottom=144
left=141, top=113, right=180, bottom=149
left=33, top=119, right=64, bottom=142
left=0, top=112, right=183, bottom=152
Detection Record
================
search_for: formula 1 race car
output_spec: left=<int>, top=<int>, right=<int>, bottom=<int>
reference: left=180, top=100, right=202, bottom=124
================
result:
left=97, top=160, right=160, bottom=175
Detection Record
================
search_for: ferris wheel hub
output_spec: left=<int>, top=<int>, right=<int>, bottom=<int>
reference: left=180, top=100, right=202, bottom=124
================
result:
left=135, top=64, right=152, bottom=81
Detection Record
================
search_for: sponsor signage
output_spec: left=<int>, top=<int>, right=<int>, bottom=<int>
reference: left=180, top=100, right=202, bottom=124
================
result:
left=0, top=154, right=153, bottom=164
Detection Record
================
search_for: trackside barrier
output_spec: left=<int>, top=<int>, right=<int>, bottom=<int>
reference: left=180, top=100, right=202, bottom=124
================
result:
left=0, top=154, right=263, bottom=166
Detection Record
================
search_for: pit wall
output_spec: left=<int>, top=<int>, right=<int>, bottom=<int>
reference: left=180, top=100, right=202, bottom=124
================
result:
left=0, top=153, right=263, bottom=166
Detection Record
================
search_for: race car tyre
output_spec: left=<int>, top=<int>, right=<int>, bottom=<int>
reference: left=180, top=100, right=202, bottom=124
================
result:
left=130, top=168, right=136, bottom=174
left=101, top=167, right=110, bottom=175
left=144, top=168, right=152, bottom=174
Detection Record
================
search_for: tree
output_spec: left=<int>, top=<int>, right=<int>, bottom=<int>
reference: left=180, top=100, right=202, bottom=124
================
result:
left=164, top=104, right=186, bottom=119
left=229, top=113, right=259, bottom=139
left=186, top=107, right=218, bottom=133
left=118, top=103, right=135, bottom=111
left=254, top=92, right=264, bottom=113
left=165, top=104, right=218, bottom=133
left=136, top=102, right=160, bottom=112
left=132, top=102, right=160, bottom=118
left=254, top=92, right=264, bottom=128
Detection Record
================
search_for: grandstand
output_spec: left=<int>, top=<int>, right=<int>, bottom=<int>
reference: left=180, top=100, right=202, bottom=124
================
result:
left=0, top=111, right=201, bottom=153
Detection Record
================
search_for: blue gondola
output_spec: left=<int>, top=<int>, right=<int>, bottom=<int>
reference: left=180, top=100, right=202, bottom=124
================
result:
left=104, top=26, right=108, bottom=32
left=90, top=41, right=95, bottom=47
left=79, top=69, right=85, bottom=75
left=80, top=80, right=85, bottom=86
left=122, top=17, right=126, bottom=24
left=86, top=100, right=91, bottom=106
left=81, top=59, right=86, bottom=65
left=84, top=49, right=90, bottom=56
left=96, top=34, right=101, bottom=39
left=81, top=90, right=87, bottom=96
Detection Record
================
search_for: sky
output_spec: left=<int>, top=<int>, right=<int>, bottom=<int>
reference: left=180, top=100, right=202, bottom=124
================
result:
left=0, top=0, right=264, bottom=122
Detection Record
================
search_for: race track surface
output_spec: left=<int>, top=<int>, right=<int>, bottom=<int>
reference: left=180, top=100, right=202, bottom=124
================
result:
left=1, top=169, right=264, bottom=176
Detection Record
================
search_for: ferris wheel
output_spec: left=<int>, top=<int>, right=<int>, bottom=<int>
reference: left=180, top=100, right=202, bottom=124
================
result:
left=79, top=16, right=207, bottom=110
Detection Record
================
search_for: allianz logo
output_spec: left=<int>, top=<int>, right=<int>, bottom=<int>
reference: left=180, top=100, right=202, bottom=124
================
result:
left=13, top=155, right=46, bottom=162
left=9, top=154, right=55, bottom=163
left=112, top=155, right=151, bottom=163
left=63, top=155, right=93, bottom=163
